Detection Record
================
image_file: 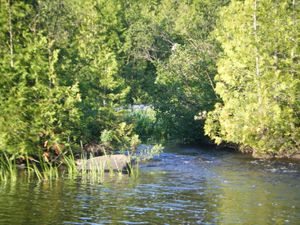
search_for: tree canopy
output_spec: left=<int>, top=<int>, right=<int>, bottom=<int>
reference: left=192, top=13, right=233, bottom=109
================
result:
left=0, top=0, right=299, bottom=158
left=205, top=0, right=300, bottom=157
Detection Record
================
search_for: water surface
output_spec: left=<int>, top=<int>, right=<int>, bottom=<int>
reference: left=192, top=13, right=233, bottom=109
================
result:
left=0, top=145, right=299, bottom=224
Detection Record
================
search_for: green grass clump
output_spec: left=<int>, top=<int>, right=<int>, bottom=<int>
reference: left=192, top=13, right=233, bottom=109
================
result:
left=0, top=153, right=17, bottom=182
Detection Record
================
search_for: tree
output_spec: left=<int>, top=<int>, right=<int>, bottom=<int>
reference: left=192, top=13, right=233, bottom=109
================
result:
left=205, top=0, right=300, bottom=157
left=0, top=0, right=136, bottom=156
left=0, top=0, right=80, bottom=154
left=123, top=0, right=228, bottom=142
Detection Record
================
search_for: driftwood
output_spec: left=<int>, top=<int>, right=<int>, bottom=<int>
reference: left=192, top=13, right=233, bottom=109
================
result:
left=76, top=155, right=131, bottom=172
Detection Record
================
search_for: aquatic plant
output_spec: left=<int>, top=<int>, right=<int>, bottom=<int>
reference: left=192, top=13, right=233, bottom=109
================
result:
left=31, top=159, right=59, bottom=182
left=63, top=151, right=79, bottom=178
left=0, top=153, right=17, bottom=182
left=0, top=145, right=147, bottom=183
left=126, top=160, right=139, bottom=179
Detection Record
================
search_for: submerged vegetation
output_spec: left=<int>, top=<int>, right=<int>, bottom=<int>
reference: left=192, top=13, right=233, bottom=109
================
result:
left=0, top=0, right=299, bottom=175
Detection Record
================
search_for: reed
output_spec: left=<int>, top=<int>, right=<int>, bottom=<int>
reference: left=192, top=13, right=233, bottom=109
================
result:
left=0, top=153, right=17, bottom=182
left=63, top=150, right=78, bottom=178
left=126, top=159, right=139, bottom=178
left=0, top=149, right=141, bottom=183
left=26, top=155, right=59, bottom=182
left=32, top=163, right=43, bottom=182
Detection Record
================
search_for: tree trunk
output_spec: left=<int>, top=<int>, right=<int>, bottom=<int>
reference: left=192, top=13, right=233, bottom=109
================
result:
left=253, top=0, right=260, bottom=78
left=7, top=0, right=14, bottom=67
left=291, top=0, right=296, bottom=59
left=253, top=0, right=263, bottom=114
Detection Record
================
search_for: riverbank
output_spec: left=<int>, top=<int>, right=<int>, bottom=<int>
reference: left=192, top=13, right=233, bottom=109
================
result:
left=210, top=142, right=300, bottom=162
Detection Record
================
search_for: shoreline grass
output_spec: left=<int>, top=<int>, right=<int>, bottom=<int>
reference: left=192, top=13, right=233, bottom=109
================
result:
left=0, top=153, right=17, bottom=183
left=0, top=151, right=141, bottom=184
left=0, top=139, right=163, bottom=184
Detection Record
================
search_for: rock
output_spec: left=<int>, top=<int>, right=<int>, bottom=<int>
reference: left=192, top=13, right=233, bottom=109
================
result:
left=76, top=154, right=131, bottom=173
left=17, top=164, right=26, bottom=169
left=290, top=153, right=300, bottom=160
left=84, top=143, right=111, bottom=157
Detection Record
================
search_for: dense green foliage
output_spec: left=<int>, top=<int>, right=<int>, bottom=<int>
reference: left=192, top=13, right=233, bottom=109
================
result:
left=0, top=0, right=133, bottom=156
left=122, top=0, right=228, bottom=142
left=0, top=0, right=299, bottom=158
left=205, top=0, right=300, bottom=157
left=124, top=106, right=164, bottom=143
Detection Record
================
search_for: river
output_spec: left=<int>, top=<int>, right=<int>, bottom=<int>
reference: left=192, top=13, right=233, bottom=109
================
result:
left=0, top=145, right=299, bottom=224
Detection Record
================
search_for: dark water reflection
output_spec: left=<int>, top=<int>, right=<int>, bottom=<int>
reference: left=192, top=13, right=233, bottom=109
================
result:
left=0, top=145, right=299, bottom=224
